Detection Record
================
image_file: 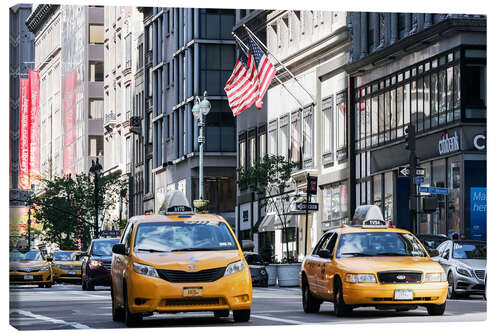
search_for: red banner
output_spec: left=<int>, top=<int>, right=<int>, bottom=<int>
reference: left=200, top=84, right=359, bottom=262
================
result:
left=18, top=78, right=31, bottom=190
left=29, top=70, right=40, bottom=181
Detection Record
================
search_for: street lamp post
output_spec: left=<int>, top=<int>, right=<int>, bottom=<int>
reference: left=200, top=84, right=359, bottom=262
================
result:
left=192, top=91, right=211, bottom=211
left=89, top=158, right=103, bottom=238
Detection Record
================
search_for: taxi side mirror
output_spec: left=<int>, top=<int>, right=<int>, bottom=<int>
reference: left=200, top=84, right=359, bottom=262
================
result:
left=112, top=243, right=127, bottom=255
left=318, top=249, right=331, bottom=259
left=429, top=249, right=440, bottom=257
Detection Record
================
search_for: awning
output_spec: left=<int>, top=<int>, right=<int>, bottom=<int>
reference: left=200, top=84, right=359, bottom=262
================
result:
left=274, top=215, right=297, bottom=229
left=258, top=215, right=276, bottom=233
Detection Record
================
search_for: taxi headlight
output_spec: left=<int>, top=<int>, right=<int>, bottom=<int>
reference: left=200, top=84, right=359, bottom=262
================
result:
left=224, top=260, right=245, bottom=276
left=89, top=260, right=102, bottom=269
left=425, top=272, right=446, bottom=282
left=345, top=273, right=376, bottom=283
left=132, top=262, right=159, bottom=278
left=456, top=267, right=472, bottom=277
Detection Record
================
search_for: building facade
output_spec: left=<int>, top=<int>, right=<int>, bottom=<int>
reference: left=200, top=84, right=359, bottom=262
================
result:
left=234, top=10, right=351, bottom=262
left=26, top=5, right=105, bottom=180
left=346, top=13, right=487, bottom=240
left=138, top=7, right=237, bottom=224
left=103, top=7, right=143, bottom=227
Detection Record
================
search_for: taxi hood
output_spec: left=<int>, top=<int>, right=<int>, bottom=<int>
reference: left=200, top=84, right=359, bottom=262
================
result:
left=10, top=260, right=48, bottom=268
left=337, top=256, right=442, bottom=273
left=134, top=250, right=241, bottom=270
left=55, top=260, right=82, bottom=266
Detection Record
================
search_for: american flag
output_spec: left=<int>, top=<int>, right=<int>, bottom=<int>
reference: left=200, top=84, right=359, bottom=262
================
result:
left=224, top=49, right=260, bottom=117
left=248, top=36, right=276, bottom=110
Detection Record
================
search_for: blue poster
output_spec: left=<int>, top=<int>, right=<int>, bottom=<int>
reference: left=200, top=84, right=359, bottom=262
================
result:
left=470, top=187, right=486, bottom=240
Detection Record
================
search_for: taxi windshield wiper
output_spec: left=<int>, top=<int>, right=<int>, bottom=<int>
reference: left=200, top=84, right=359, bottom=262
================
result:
left=339, top=252, right=374, bottom=257
left=136, top=248, right=168, bottom=253
left=171, top=247, right=220, bottom=252
left=377, top=252, right=409, bottom=256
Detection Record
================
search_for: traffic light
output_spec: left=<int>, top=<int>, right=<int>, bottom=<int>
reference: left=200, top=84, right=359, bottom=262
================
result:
left=404, top=124, right=416, bottom=151
left=306, top=175, right=318, bottom=195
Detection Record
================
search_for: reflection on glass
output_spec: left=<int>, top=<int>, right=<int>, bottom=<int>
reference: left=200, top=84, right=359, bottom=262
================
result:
left=431, top=72, right=438, bottom=127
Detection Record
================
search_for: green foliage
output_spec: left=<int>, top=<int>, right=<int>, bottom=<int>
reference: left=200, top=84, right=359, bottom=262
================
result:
left=31, top=172, right=127, bottom=250
left=237, top=154, right=301, bottom=263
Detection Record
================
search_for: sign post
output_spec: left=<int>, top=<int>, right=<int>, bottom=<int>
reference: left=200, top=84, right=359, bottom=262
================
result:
left=304, top=174, right=317, bottom=257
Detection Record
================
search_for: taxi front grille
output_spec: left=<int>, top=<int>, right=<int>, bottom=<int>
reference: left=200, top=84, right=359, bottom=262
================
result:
left=162, top=297, right=226, bottom=307
left=377, top=271, right=422, bottom=284
left=157, top=267, right=226, bottom=283
left=10, top=276, right=43, bottom=282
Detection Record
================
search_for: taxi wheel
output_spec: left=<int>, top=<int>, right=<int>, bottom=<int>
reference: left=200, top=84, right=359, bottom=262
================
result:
left=38, top=284, right=44, bottom=288
left=214, top=310, right=230, bottom=318
left=45, top=283, right=52, bottom=288
left=111, top=286, right=125, bottom=322
left=447, top=272, right=456, bottom=299
left=427, top=302, right=446, bottom=316
left=334, top=279, right=352, bottom=317
left=302, top=281, right=321, bottom=313
left=233, top=309, right=251, bottom=322
left=124, top=285, right=142, bottom=327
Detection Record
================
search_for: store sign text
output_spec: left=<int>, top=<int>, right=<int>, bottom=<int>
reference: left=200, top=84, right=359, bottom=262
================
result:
left=438, top=132, right=460, bottom=155
left=473, top=134, right=486, bottom=151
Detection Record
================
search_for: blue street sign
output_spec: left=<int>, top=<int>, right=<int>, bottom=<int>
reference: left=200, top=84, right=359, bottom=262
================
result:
left=418, top=186, right=449, bottom=195
left=414, top=176, right=425, bottom=184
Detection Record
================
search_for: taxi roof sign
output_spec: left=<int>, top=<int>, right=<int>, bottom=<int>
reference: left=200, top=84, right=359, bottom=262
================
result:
left=158, top=190, right=194, bottom=215
left=351, top=205, right=386, bottom=228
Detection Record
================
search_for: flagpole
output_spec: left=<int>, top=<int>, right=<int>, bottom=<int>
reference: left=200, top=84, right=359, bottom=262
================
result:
left=231, top=32, right=305, bottom=109
left=243, top=24, right=316, bottom=105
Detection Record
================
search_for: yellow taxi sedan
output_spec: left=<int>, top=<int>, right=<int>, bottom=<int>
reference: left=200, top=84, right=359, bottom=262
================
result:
left=10, top=249, right=53, bottom=288
left=300, top=205, right=448, bottom=317
left=110, top=191, right=252, bottom=326
left=52, top=250, right=83, bottom=284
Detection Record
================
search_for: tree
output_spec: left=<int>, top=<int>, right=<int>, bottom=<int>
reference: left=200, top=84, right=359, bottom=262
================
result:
left=237, top=154, right=300, bottom=263
left=31, top=172, right=127, bottom=250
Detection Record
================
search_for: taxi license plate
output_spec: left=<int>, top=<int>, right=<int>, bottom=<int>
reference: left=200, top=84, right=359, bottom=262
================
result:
left=394, top=289, right=413, bottom=300
left=183, top=287, right=203, bottom=297
left=24, top=275, right=34, bottom=280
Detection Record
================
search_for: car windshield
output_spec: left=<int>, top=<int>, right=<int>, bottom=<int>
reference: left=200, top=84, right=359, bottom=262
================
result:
left=54, top=251, right=78, bottom=261
left=452, top=242, right=486, bottom=259
left=92, top=239, right=119, bottom=256
left=336, top=232, right=427, bottom=258
left=133, top=221, right=238, bottom=252
left=245, top=254, right=265, bottom=265
left=10, top=250, right=42, bottom=262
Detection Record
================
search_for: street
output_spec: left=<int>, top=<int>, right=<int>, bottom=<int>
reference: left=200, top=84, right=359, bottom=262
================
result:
left=9, top=284, right=486, bottom=329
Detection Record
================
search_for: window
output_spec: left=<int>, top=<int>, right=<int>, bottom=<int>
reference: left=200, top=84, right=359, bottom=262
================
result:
left=291, top=112, right=301, bottom=165
left=89, top=24, right=104, bottom=44
left=124, top=34, right=132, bottom=69
left=258, top=129, right=266, bottom=161
left=199, top=45, right=235, bottom=96
left=137, top=43, right=144, bottom=68
left=199, top=9, right=235, bottom=40
left=89, top=61, right=104, bottom=82
left=239, top=139, right=246, bottom=169
left=88, top=136, right=103, bottom=156
left=371, top=95, right=378, bottom=146
left=464, top=63, right=486, bottom=119
left=89, top=99, right=103, bottom=119
left=322, top=97, right=333, bottom=155
left=303, top=108, right=313, bottom=162
left=249, top=135, right=256, bottom=167
left=279, top=117, right=289, bottom=160
left=205, top=101, right=236, bottom=152
left=125, top=85, right=132, bottom=120
left=268, top=122, right=278, bottom=156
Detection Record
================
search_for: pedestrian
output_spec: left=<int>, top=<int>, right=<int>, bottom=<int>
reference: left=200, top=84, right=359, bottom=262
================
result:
left=452, top=233, right=459, bottom=240
left=460, top=233, right=466, bottom=240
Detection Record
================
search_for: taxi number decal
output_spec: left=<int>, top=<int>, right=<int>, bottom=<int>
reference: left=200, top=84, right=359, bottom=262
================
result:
left=183, top=287, right=203, bottom=297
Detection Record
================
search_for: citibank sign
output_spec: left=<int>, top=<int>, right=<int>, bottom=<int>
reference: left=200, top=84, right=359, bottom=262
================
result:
left=438, top=131, right=460, bottom=155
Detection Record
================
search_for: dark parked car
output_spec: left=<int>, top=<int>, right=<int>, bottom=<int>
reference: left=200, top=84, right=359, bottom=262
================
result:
left=244, top=252, right=268, bottom=287
left=417, top=234, right=449, bottom=252
left=81, top=238, right=119, bottom=291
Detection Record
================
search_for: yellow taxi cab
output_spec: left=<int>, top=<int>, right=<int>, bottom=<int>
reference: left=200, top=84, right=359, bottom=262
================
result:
left=300, top=205, right=448, bottom=317
left=10, top=248, right=53, bottom=288
left=51, top=250, right=83, bottom=284
left=110, top=191, right=252, bottom=326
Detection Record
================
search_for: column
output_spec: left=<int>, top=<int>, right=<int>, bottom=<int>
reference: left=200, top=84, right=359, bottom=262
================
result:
left=173, top=110, right=178, bottom=159
left=360, top=12, right=368, bottom=57
left=194, top=9, right=199, bottom=39
left=391, top=13, right=397, bottom=44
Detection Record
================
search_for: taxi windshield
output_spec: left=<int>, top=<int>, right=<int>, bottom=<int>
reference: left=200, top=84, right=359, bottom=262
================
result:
left=133, top=221, right=238, bottom=252
left=10, top=250, right=42, bottom=262
left=452, top=242, right=486, bottom=259
left=54, top=251, right=78, bottom=261
left=336, top=232, right=427, bottom=258
left=92, top=239, right=119, bottom=256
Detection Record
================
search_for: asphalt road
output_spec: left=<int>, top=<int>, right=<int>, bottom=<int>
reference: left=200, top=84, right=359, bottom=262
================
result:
left=9, top=283, right=486, bottom=330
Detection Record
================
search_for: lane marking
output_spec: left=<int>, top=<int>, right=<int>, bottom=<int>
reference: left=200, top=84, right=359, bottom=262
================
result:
left=10, top=309, right=91, bottom=329
left=251, top=314, right=305, bottom=325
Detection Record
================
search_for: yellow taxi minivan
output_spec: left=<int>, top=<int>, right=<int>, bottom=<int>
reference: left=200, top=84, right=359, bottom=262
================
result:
left=52, top=250, right=83, bottom=284
left=110, top=191, right=252, bottom=326
left=10, top=248, right=53, bottom=288
left=300, top=205, right=448, bottom=317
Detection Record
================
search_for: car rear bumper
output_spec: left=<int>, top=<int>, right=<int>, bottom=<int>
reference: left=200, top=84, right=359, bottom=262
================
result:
left=343, top=282, right=448, bottom=305
left=126, top=268, right=252, bottom=314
